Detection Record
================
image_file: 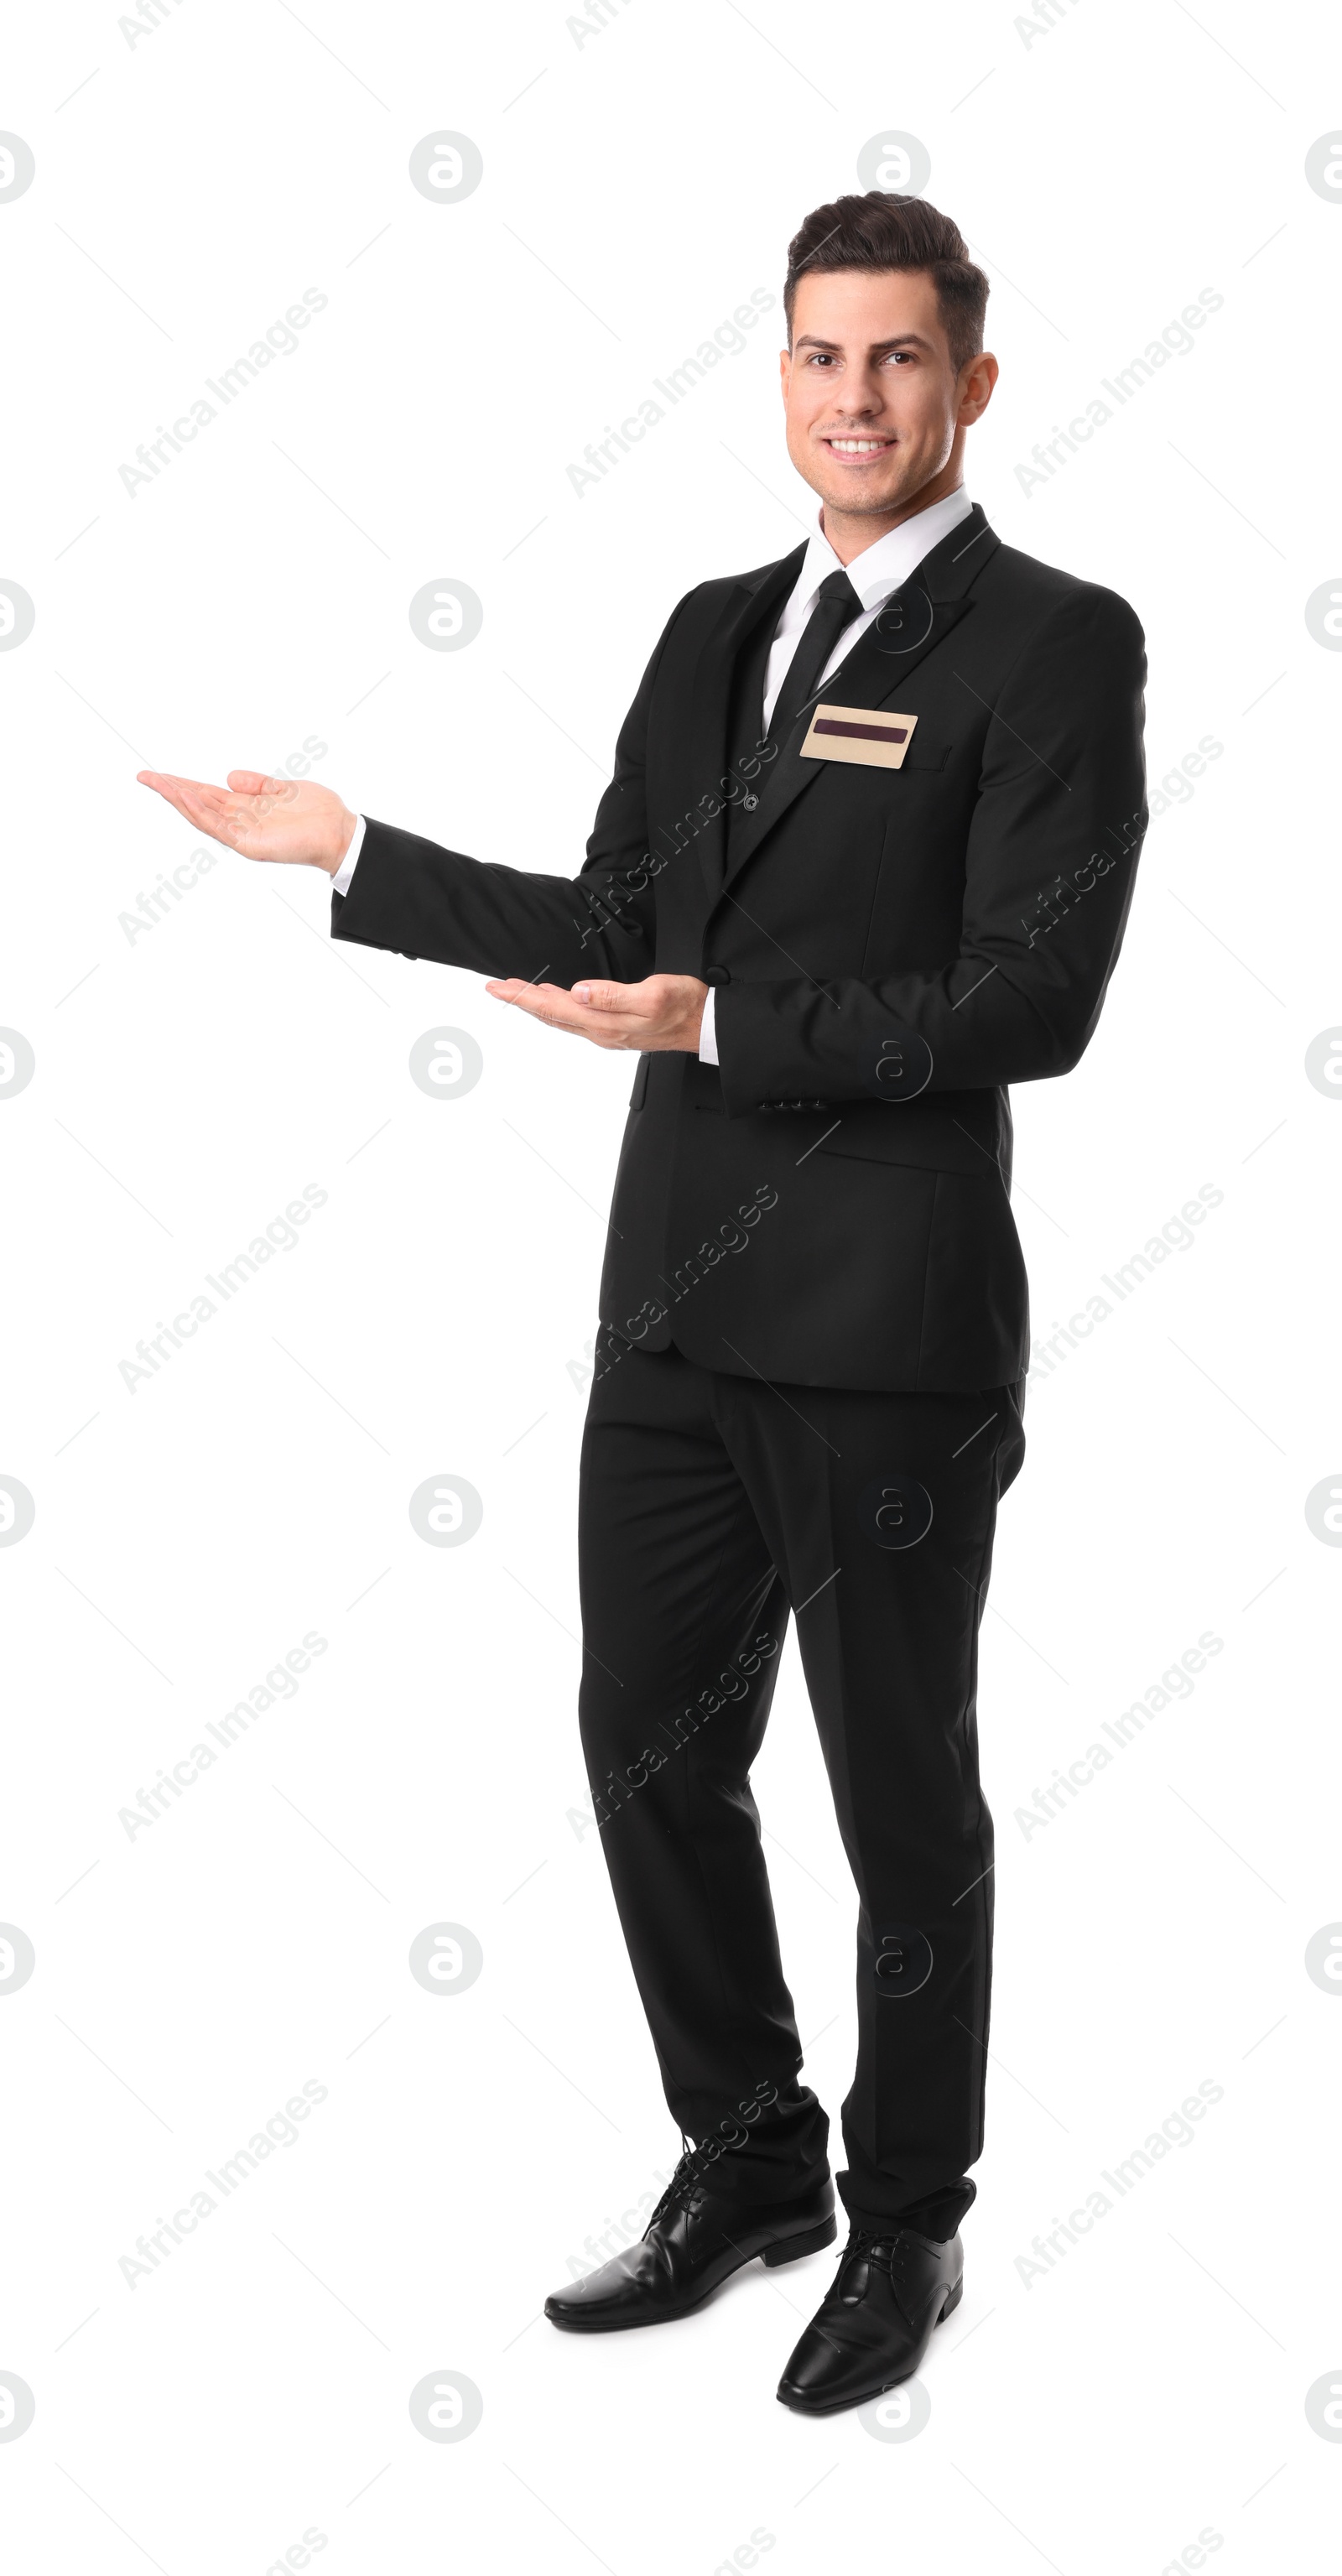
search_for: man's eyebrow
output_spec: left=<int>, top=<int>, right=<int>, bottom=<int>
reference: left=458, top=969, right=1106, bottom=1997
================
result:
left=793, top=332, right=934, bottom=355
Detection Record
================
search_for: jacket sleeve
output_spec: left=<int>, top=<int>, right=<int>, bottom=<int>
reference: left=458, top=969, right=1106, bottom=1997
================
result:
left=329, top=601, right=687, bottom=984
left=713, top=585, right=1148, bottom=1112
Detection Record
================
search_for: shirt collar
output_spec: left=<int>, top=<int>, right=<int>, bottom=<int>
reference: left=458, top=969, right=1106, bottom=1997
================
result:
left=790, top=486, right=975, bottom=619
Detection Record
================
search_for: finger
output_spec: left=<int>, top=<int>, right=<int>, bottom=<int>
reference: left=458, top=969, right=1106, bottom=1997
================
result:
left=138, top=769, right=223, bottom=812
left=226, top=769, right=290, bottom=796
left=490, top=982, right=596, bottom=1030
left=185, top=784, right=260, bottom=849
left=138, top=770, right=235, bottom=818
left=570, top=979, right=646, bottom=1011
left=486, top=982, right=639, bottom=1044
left=175, top=786, right=249, bottom=845
left=487, top=978, right=626, bottom=1010
left=137, top=773, right=193, bottom=825
left=138, top=773, right=241, bottom=842
left=485, top=979, right=578, bottom=1008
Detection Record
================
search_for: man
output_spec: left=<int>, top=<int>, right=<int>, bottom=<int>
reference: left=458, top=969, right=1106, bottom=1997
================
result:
left=139, top=193, right=1146, bottom=2414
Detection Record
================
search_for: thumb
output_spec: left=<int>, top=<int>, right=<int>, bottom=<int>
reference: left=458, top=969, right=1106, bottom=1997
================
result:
left=571, top=979, right=625, bottom=1009
left=226, top=769, right=288, bottom=795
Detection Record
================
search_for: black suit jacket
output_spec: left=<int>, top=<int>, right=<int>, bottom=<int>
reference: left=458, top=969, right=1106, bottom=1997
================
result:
left=332, top=505, right=1147, bottom=1391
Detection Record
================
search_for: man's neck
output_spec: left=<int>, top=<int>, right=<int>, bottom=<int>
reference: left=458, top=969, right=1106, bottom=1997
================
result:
left=819, top=467, right=966, bottom=567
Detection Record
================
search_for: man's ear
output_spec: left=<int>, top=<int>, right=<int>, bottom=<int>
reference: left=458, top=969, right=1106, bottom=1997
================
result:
left=957, top=351, right=998, bottom=425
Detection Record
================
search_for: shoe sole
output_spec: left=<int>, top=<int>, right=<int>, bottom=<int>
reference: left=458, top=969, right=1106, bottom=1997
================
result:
left=775, top=2272, right=964, bottom=2412
left=545, top=2213, right=839, bottom=2332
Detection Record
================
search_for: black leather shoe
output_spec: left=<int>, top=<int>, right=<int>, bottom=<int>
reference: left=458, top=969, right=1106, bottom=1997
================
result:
left=776, top=2225, right=963, bottom=2413
left=544, top=2154, right=836, bottom=2332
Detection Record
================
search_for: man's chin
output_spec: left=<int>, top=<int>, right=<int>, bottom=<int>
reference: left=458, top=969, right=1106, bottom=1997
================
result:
left=815, top=474, right=922, bottom=520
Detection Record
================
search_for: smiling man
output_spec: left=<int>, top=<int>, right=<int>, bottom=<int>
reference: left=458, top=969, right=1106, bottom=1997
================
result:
left=139, top=193, right=1147, bottom=2415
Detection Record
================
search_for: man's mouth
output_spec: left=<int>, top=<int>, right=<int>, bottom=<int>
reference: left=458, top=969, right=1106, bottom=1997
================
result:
left=822, top=435, right=896, bottom=456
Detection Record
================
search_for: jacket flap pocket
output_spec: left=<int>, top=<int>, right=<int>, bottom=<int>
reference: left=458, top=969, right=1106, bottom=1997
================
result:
left=814, top=1100, right=1001, bottom=1179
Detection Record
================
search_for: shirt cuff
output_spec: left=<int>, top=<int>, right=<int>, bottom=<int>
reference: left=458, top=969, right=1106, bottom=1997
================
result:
left=698, top=986, right=719, bottom=1065
left=330, top=813, right=367, bottom=898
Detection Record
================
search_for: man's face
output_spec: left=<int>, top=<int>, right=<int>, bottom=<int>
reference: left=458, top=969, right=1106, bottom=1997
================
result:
left=781, top=268, right=992, bottom=523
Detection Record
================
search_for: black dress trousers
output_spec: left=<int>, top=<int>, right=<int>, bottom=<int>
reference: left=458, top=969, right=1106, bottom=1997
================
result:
left=577, top=1335, right=1026, bottom=2240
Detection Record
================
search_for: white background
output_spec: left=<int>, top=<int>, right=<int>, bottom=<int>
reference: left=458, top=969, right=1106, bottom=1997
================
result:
left=2, top=2, right=1339, bottom=2569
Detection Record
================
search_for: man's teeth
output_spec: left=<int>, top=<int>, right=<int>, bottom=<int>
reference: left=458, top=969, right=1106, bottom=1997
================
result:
left=828, top=438, right=891, bottom=454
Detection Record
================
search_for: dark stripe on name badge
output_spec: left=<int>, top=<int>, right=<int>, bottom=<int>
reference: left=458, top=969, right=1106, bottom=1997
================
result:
left=813, top=719, right=908, bottom=744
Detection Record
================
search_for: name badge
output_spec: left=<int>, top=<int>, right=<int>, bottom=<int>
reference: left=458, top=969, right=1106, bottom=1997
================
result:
left=799, top=705, right=918, bottom=769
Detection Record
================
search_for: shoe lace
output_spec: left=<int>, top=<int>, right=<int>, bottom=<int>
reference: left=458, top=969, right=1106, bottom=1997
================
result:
left=840, top=2225, right=897, bottom=2272
left=649, top=2135, right=709, bottom=2226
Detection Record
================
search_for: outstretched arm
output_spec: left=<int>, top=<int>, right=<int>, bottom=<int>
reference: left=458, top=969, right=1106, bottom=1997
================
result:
left=137, top=601, right=705, bottom=1044
left=135, top=767, right=360, bottom=872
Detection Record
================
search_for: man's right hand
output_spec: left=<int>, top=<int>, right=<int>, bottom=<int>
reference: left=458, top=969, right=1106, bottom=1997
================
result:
left=136, top=768, right=357, bottom=874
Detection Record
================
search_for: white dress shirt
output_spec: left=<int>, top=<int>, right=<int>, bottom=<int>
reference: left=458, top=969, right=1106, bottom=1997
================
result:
left=330, top=487, right=975, bottom=1069
left=333, top=809, right=367, bottom=893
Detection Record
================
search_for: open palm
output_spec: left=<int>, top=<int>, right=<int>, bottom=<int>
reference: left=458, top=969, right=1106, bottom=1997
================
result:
left=137, top=768, right=355, bottom=872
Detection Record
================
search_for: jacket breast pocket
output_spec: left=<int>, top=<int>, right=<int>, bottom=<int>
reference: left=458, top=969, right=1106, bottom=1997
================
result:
left=628, top=1054, right=650, bottom=1110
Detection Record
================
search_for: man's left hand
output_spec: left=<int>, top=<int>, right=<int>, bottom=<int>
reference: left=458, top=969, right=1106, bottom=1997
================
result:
left=486, top=972, right=708, bottom=1053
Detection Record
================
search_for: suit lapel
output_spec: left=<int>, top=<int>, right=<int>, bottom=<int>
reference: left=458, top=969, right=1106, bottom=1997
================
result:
left=714, top=504, right=1001, bottom=900
left=684, top=544, right=805, bottom=899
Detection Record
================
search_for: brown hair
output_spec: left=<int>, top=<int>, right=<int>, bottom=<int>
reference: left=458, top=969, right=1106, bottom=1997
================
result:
left=784, top=193, right=990, bottom=375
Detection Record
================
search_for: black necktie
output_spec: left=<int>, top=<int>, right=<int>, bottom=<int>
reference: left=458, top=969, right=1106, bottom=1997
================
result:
left=767, top=567, right=862, bottom=744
